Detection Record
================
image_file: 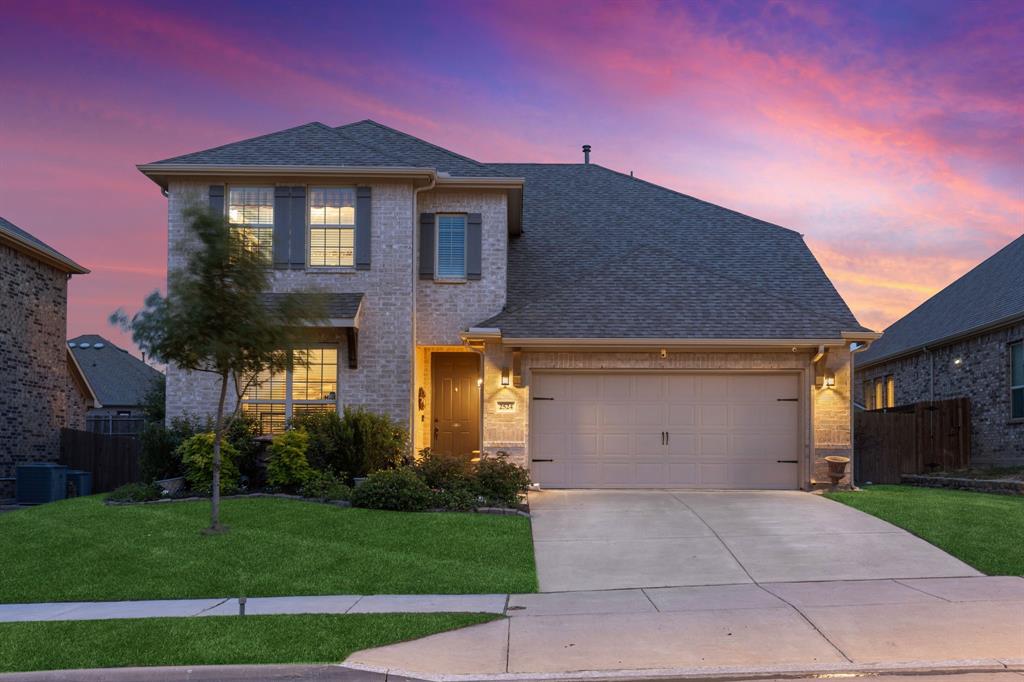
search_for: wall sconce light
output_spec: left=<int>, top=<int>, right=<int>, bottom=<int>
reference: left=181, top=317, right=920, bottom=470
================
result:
left=953, top=357, right=963, bottom=367
left=501, top=367, right=511, bottom=386
left=823, top=374, right=835, bottom=389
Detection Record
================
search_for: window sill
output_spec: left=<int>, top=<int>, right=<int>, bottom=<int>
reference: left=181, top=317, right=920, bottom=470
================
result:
left=433, top=277, right=467, bottom=284
left=306, top=267, right=358, bottom=274
left=1008, top=418, right=1024, bottom=425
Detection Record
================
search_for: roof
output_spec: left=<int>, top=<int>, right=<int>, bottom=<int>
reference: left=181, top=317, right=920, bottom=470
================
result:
left=480, top=163, right=868, bottom=340
left=0, top=216, right=88, bottom=274
left=857, top=233, right=1024, bottom=367
left=261, top=292, right=364, bottom=320
left=67, top=335, right=163, bottom=407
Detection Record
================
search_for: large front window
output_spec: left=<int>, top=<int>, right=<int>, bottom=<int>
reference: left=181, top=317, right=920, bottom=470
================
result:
left=1012, top=341, right=1023, bottom=420
left=309, top=187, right=356, bottom=267
left=241, top=347, right=338, bottom=434
left=228, top=187, right=274, bottom=264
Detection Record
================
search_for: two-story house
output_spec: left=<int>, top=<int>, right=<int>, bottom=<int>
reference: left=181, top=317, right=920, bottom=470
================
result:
left=139, top=120, right=878, bottom=489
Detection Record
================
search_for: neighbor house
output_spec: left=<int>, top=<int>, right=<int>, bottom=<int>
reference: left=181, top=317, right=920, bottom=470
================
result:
left=855, top=234, right=1024, bottom=466
left=0, top=216, right=94, bottom=498
left=139, top=120, right=877, bottom=490
left=68, top=334, right=163, bottom=435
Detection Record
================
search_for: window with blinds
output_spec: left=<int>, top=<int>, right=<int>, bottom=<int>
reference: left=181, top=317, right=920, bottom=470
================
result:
left=1011, top=341, right=1024, bottom=420
left=241, top=347, right=339, bottom=434
left=227, top=187, right=274, bottom=264
left=436, top=214, right=466, bottom=279
left=885, top=375, right=895, bottom=408
left=309, top=187, right=356, bottom=267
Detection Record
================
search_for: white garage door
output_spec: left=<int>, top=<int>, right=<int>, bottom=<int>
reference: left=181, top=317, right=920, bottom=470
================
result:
left=530, top=373, right=801, bottom=489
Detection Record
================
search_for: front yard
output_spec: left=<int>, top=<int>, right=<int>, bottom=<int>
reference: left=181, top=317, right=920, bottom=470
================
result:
left=826, top=484, right=1024, bottom=575
left=0, top=613, right=497, bottom=673
left=0, top=496, right=537, bottom=603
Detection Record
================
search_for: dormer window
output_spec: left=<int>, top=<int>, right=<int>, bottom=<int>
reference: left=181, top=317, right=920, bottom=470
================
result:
left=309, top=187, right=356, bottom=267
left=227, top=187, right=274, bottom=264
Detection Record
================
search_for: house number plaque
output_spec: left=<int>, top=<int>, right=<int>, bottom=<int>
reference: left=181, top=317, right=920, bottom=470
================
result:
left=496, top=400, right=517, bottom=413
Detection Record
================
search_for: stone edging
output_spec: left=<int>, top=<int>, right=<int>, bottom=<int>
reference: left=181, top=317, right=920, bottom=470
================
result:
left=105, top=492, right=530, bottom=515
left=901, top=474, right=1024, bottom=495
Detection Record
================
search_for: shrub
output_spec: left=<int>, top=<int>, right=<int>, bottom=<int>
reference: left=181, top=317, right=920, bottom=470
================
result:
left=291, top=410, right=350, bottom=476
left=138, top=415, right=204, bottom=482
left=178, top=433, right=240, bottom=494
left=351, top=467, right=432, bottom=512
left=300, top=470, right=352, bottom=501
left=475, top=454, right=530, bottom=507
left=107, top=482, right=164, bottom=503
left=346, top=406, right=409, bottom=475
left=414, top=448, right=474, bottom=489
left=266, top=429, right=313, bottom=490
left=223, top=412, right=263, bottom=485
left=430, top=484, right=479, bottom=512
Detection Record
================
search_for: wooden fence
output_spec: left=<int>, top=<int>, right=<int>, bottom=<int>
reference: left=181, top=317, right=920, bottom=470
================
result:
left=854, top=398, right=971, bottom=485
left=59, top=428, right=142, bottom=493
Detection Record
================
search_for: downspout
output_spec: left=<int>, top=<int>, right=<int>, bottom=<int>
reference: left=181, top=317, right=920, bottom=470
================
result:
left=410, top=173, right=436, bottom=454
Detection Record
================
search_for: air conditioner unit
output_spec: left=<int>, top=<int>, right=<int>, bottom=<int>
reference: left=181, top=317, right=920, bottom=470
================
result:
left=16, top=463, right=68, bottom=505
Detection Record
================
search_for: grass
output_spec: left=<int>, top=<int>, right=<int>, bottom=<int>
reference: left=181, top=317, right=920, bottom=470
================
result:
left=826, top=484, right=1024, bottom=575
left=0, top=496, right=537, bottom=603
left=0, top=613, right=498, bottom=673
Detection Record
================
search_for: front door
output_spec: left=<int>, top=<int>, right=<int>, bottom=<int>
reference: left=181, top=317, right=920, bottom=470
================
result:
left=431, top=353, right=481, bottom=458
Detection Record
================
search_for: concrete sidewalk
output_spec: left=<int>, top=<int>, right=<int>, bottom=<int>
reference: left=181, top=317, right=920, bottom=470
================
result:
left=344, top=576, right=1024, bottom=678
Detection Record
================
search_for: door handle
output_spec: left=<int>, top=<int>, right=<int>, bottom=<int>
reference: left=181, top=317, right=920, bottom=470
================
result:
left=433, top=427, right=439, bottom=438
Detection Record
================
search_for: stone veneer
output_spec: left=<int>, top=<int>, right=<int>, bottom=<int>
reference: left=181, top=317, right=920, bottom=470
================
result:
left=855, top=321, right=1024, bottom=466
left=0, top=242, right=87, bottom=497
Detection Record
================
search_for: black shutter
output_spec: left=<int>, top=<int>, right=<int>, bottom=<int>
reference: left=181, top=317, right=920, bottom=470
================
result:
left=289, top=186, right=306, bottom=269
left=419, top=213, right=435, bottom=279
left=273, top=186, right=291, bottom=269
left=355, top=186, right=372, bottom=270
left=466, top=213, right=482, bottom=280
left=209, top=185, right=224, bottom=216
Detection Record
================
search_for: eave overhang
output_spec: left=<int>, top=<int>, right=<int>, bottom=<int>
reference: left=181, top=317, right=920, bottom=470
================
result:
left=0, top=225, right=89, bottom=275
left=461, top=329, right=876, bottom=352
left=855, top=313, right=1024, bottom=370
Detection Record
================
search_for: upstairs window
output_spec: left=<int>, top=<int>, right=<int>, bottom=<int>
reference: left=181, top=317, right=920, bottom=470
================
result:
left=228, top=187, right=274, bottom=265
left=885, top=375, right=896, bottom=408
left=1012, top=341, right=1023, bottom=420
left=309, top=187, right=356, bottom=267
left=863, top=380, right=873, bottom=410
left=241, top=347, right=338, bottom=434
left=436, top=214, right=466, bottom=279
left=874, top=378, right=884, bottom=410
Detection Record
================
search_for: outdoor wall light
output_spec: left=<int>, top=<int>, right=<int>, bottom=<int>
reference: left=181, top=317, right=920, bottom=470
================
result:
left=953, top=357, right=963, bottom=366
left=823, top=374, right=836, bottom=389
left=501, top=367, right=511, bottom=386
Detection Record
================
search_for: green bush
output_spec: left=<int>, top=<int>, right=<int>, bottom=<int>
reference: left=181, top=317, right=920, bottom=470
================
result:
left=351, top=468, right=432, bottom=512
left=291, top=410, right=350, bottom=476
left=266, top=429, right=313, bottom=490
left=178, top=433, right=240, bottom=494
left=475, top=454, right=530, bottom=507
left=291, top=407, right=409, bottom=479
left=300, top=470, right=352, bottom=501
left=107, top=482, right=164, bottom=503
left=414, top=448, right=474, bottom=489
left=138, top=415, right=204, bottom=482
left=223, top=412, right=263, bottom=485
left=430, top=484, right=479, bottom=511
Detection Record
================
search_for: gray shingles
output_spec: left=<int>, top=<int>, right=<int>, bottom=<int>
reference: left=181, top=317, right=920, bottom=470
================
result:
left=260, top=292, right=363, bottom=319
left=68, top=335, right=163, bottom=408
left=857, top=234, right=1024, bottom=366
left=0, top=216, right=87, bottom=273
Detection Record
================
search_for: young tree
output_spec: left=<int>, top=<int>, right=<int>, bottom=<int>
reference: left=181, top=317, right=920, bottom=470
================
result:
left=114, top=205, right=323, bottom=532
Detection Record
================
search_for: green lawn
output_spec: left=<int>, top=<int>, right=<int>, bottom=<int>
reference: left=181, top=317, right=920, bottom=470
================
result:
left=826, top=484, right=1024, bottom=575
left=0, top=496, right=537, bottom=603
left=0, top=613, right=498, bottom=673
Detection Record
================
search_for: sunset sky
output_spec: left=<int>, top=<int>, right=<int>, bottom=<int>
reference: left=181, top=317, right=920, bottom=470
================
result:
left=1, top=0, right=1021, bottom=355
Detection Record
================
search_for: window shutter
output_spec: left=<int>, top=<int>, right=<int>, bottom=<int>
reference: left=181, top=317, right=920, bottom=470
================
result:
left=466, top=213, right=482, bottom=280
left=209, top=185, right=224, bottom=216
left=355, top=186, right=372, bottom=270
left=273, top=186, right=291, bottom=269
left=419, top=213, right=435, bottom=279
left=288, top=186, right=306, bottom=269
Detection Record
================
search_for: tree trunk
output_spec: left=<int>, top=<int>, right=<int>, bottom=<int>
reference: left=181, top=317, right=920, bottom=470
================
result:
left=209, top=371, right=229, bottom=532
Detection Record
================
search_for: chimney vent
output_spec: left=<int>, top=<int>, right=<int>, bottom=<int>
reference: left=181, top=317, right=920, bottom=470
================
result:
left=582, top=144, right=591, bottom=164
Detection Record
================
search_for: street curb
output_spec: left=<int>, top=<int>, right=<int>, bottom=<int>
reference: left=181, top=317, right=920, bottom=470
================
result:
left=0, top=663, right=414, bottom=682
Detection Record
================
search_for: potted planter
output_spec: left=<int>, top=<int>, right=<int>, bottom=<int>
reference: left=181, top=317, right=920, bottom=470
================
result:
left=156, top=476, right=185, bottom=495
left=824, top=456, right=850, bottom=486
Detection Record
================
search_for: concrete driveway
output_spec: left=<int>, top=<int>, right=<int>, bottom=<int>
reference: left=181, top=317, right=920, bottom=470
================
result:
left=529, top=490, right=981, bottom=591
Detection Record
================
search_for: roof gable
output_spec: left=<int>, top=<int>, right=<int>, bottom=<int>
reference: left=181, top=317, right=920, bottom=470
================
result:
left=68, top=335, right=163, bottom=407
left=857, top=234, right=1024, bottom=366
left=0, top=216, right=88, bottom=274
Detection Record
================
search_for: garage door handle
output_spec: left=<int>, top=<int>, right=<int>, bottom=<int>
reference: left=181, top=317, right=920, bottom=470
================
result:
left=777, top=398, right=799, bottom=402
left=532, top=396, right=554, bottom=401
left=532, top=459, right=554, bottom=463
left=777, top=460, right=798, bottom=464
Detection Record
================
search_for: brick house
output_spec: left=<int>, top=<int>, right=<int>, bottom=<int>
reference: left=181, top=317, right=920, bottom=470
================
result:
left=68, top=334, right=164, bottom=434
left=0, top=216, right=94, bottom=498
left=855, top=234, right=1024, bottom=467
left=139, top=120, right=877, bottom=490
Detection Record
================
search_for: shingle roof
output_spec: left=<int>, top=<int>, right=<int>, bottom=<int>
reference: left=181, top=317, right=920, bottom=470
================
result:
left=857, top=234, right=1024, bottom=366
left=260, top=292, right=363, bottom=320
left=480, top=163, right=867, bottom=339
left=68, top=335, right=163, bottom=407
left=0, top=216, right=88, bottom=274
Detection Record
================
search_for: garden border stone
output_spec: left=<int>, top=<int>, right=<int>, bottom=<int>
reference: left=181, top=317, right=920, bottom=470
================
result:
left=901, top=474, right=1024, bottom=495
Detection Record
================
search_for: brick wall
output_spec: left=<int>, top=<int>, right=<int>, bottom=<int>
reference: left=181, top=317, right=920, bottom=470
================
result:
left=0, top=243, right=78, bottom=497
left=855, top=321, right=1024, bottom=466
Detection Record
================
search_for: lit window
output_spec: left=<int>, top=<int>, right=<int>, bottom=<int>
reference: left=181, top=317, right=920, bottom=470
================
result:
left=874, top=379, right=884, bottom=411
left=228, top=187, right=274, bottom=264
left=863, top=380, right=873, bottom=410
left=309, top=187, right=356, bottom=267
left=1011, top=341, right=1024, bottom=420
left=885, top=375, right=895, bottom=408
left=436, top=214, right=466, bottom=279
left=241, top=347, right=338, bottom=434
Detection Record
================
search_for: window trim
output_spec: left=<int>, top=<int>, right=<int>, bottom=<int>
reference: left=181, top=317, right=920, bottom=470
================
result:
left=434, top=213, right=468, bottom=282
left=1011, top=340, right=1024, bottom=422
left=307, top=185, right=357, bottom=270
left=885, top=375, right=895, bottom=409
left=240, top=345, right=341, bottom=434
left=225, top=185, right=275, bottom=266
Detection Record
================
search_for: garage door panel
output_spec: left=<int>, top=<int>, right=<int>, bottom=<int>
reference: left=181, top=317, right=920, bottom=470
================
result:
left=571, top=433, right=600, bottom=457
left=634, top=375, right=664, bottom=401
left=600, top=404, right=633, bottom=427
left=699, top=376, right=730, bottom=400
left=666, top=404, right=696, bottom=427
left=699, top=404, right=729, bottom=428
left=635, top=405, right=664, bottom=426
left=699, top=433, right=729, bottom=456
left=570, top=374, right=601, bottom=400
left=569, top=402, right=600, bottom=430
left=667, top=433, right=698, bottom=456
left=533, top=402, right=567, bottom=433
left=666, top=375, right=698, bottom=400
left=635, top=461, right=667, bottom=485
left=600, top=433, right=630, bottom=456
left=635, top=432, right=665, bottom=456
left=733, top=433, right=797, bottom=458
left=699, top=461, right=729, bottom=486
left=667, top=461, right=698, bottom=485
left=602, top=375, right=633, bottom=400
left=533, top=432, right=566, bottom=458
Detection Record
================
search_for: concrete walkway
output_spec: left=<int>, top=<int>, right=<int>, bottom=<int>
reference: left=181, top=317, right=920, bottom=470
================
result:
left=344, top=576, right=1024, bottom=678
left=530, top=490, right=982, bottom=591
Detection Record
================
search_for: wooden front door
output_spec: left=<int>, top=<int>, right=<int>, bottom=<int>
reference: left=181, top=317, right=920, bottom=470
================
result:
left=431, top=353, right=481, bottom=458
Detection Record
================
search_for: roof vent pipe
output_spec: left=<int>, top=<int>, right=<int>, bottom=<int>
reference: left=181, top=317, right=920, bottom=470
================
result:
left=582, top=145, right=591, bottom=164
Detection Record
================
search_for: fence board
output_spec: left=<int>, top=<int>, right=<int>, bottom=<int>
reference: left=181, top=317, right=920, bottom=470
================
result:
left=854, top=398, right=970, bottom=485
left=59, top=428, right=142, bottom=493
